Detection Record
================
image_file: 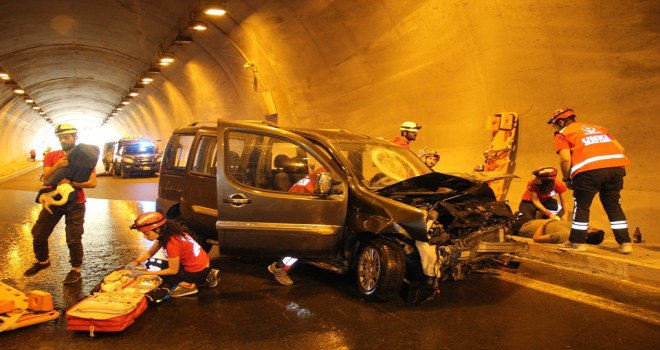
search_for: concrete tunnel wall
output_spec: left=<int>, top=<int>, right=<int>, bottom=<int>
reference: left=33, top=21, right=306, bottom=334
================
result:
left=2, top=0, right=659, bottom=236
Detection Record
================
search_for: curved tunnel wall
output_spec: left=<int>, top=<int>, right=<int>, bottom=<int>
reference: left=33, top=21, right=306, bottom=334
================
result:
left=2, top=0, right=658, bottom=230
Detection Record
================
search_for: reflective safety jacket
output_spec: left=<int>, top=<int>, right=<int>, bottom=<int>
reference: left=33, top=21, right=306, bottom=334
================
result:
left=288, top=167, right=328, bottom=194
left=391, top=136, right=410, bottom=149
left=553, top=122, right=630, bottom=178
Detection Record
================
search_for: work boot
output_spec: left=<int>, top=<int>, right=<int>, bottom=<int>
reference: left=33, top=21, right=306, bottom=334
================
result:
left=24, top=261, right=51, bottom=276
left=618, top=243, right=633, bottom=254
left=63, top=270, right=82, bottom=284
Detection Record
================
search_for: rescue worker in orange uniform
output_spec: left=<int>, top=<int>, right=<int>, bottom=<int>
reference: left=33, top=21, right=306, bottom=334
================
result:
left=392, top=121, right=422, bottom=150
left=548, top=108, right=633, bottom=254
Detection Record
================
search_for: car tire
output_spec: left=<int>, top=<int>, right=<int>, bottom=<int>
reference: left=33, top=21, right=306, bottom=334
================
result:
left=356, top=239, right=405, bottom=302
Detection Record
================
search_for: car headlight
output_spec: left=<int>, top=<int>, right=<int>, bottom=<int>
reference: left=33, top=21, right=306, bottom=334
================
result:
left=123, top=158, right=134, bottom=164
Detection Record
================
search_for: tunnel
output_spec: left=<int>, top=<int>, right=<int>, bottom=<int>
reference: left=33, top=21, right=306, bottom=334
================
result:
left=0, top=0, right=658, bottom=231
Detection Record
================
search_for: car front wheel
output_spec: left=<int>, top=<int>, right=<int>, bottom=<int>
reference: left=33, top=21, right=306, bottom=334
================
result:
left=356, top=239, right=405, bottom=302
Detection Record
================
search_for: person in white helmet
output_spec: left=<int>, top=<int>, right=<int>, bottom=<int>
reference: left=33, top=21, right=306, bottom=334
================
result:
left=392, top=121, right=422, bottom=150
left=24, top=123, right=97, bottom=285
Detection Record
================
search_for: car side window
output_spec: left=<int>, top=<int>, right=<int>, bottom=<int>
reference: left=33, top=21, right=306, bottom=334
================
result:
left=227, top=131, right=327, bottom=193
left=163, top=134, right=194, bottom=171
left=191, top=135, right=217, bottom=176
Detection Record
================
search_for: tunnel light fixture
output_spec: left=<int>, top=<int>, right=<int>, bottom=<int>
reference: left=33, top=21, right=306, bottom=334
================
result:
left=32, top=106, right=41, bottom=110
left=38, top=111, right=45, bottom=115
left=24, top=98, right=34, bottom=104
left=0, top=72, right=9, bottom=80
left=121, top=100, right=130, bottom=106
left=158, top=53, right=175, bottom=65
left=13, top=87, right=26, bottom=94
left=190, top=20, right=208, bottom=31
left=140, top=76, right=154, bottom=84
left=147, top=67, right=161, bottom=74
left=174, top=35, right=194, bottom=44
left=115, top=107, right=123, bottom=111
left=129, top=89, right=139, bottom=97
left=202, top=0, right=227, bottom=16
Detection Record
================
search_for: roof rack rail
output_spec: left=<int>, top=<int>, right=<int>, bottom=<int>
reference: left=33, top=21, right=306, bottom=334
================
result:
left=188, top=121, right=215, bottom=126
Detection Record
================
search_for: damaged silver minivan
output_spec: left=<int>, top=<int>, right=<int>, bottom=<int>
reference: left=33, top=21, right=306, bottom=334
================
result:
left=157, top=120, right=528, bottom=302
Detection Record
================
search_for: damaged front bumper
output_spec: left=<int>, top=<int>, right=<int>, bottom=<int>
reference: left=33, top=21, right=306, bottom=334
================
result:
left=453, top=225, right=529, bottom=263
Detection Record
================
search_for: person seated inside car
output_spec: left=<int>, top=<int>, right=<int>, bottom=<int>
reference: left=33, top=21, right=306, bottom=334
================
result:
left=268, top=160, right=328, bottom=285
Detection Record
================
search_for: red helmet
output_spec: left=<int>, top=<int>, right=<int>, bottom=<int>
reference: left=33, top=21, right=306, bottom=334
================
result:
left=532, top=166, right=557, bottom=179
left=547, top=108, right=575, bottom=124
left=130, top=211, right=166, bottom=232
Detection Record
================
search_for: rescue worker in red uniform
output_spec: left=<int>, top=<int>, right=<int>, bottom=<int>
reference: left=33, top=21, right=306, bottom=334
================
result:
left=392, top=121, right=421, bottom=150
left=518, top=166, right=568, bottom=221
left=548, top=108, right=633, bottom=254
left=127, top=211, right=219, bottom=297
left=24, top=123, right=97, bottom=284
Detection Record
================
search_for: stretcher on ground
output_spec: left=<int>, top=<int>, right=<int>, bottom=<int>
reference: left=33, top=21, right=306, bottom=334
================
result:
left=0, top=282, right=59, bottom=332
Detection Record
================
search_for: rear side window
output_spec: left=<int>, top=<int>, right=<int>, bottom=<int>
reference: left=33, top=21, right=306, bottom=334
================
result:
left=162, top=134, right=195, bottom=171
left=191, top=136, right=217, bottom=176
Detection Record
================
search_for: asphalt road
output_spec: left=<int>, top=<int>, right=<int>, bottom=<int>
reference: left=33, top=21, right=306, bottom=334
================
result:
left=1, top=170, right=658, bottom=349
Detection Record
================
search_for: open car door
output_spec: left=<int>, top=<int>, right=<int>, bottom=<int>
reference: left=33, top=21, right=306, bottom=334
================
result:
left=215, top=120, right=348, bottom=258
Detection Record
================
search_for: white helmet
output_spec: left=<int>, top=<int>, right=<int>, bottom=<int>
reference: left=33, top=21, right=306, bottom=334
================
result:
left=400, top=121, right=422, bottom=132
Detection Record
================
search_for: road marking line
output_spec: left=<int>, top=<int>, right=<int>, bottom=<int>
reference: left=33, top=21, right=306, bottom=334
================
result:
left=485, top=268, right=660, bottom=326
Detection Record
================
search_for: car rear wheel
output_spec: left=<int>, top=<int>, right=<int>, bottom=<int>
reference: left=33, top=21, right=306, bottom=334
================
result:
left=356, top=239, right=405, bottom=301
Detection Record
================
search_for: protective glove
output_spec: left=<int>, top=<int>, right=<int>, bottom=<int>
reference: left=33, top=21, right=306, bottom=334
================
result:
left=124, top=260, right=139, bottom=270
left=127, top=269, right=145, bottom=278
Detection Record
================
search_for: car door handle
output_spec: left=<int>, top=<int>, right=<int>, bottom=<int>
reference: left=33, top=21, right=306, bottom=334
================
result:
left=223, top=193, right=251, bottom=207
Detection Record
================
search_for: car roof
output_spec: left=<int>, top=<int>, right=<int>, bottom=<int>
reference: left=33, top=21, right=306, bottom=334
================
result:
left=175, top=120, right=388, bottom=146
left=282, top=127, right=389, bottom=145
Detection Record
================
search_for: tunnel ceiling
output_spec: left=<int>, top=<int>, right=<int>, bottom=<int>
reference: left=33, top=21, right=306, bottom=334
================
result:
left=0, top=0, right=199, bottom=126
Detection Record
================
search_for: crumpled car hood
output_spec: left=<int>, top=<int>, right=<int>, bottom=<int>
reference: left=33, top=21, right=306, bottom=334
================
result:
left=375, top=172, right=497, bottom=200
left=374, top=172, right=514, bottom=238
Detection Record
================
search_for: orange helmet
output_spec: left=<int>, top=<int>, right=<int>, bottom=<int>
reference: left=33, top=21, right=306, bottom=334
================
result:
left=547, top=108, right=575, bottom=124
left=130, top=211, right=166, bottom=232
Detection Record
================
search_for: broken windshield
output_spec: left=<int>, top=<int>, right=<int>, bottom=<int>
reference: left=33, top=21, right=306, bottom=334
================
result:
left=332, top=141, right=431, bottom=188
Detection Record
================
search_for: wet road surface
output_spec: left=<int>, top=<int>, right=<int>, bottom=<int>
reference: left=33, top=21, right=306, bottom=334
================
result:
left=1, top=171, right=659, bottom=349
